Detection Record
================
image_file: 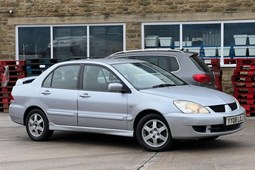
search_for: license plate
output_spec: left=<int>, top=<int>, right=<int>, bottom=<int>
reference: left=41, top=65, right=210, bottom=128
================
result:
left=225, top=115, right=244, bottom=126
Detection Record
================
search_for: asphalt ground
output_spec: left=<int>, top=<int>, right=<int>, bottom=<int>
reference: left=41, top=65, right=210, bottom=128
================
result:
left=1, top=113, right=255, bottom=170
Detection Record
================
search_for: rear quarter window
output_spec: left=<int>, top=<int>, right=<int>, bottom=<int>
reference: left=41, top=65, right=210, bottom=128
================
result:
left=129, top=55, right=179, bottom=72
left=190, top=54, right=211, bottom=72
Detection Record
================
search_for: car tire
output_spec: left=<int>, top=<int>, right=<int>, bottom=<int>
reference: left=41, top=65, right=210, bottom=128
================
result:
left=25, top=109, right=53, bottom=141
left=135, top=114, right=173, bottom=151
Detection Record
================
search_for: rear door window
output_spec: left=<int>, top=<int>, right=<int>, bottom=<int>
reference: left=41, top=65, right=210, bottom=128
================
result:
left=42, top=65, right=81, bottom=89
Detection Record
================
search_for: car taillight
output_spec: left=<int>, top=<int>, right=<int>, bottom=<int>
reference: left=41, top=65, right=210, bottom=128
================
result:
left=193, top=74, right=211, bottom=83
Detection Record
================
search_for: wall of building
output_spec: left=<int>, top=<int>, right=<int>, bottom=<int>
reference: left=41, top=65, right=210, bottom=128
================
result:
left=222, top=67, right=235, bottom=94
left=1, top=0, right=255, bottom=93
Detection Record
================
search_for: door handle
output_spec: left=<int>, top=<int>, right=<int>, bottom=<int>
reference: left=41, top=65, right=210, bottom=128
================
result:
left=79, top=93, right=91, bottom=98
left=41, top=90, right=51, bottom=95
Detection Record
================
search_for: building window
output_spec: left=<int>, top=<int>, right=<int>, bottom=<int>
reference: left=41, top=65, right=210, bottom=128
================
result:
left=90, top=26, right=124, bottom=58
left=53, top=26, right=87, bottom=59
left=183, top=24, right=221, bottom=57
left=142, top=21, right=255, bottom=66
left=18, top=27, right=50, bottom=60
left=17, top=24, right=125, bottom=60
left=224, top=23, right=255, bottom=58
left=144, top=25, right=179, bottom=48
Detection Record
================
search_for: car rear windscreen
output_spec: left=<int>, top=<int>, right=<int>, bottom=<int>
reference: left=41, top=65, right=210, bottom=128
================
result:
left=189, top=54, right=211, bottom=72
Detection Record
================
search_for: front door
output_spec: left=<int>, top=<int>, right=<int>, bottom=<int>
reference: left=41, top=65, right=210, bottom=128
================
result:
left=78, top=65, right=128, bottom=130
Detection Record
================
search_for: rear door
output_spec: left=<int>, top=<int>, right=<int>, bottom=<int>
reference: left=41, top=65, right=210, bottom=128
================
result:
left=40, top=64, right=81, bottom=126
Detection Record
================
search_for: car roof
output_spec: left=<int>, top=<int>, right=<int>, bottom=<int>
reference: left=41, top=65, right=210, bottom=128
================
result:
left=107, top=49, right=197, bottom=57
left=56, top=58, right=146, bottom=65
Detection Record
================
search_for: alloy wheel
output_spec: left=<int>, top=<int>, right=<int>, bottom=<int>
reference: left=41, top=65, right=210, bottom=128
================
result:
left=141, top=119, right=169, bottom=148
left=28, top=113, right=45, bottom=137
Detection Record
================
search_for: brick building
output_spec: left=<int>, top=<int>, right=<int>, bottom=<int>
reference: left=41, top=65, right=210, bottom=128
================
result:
left=1, top=0, right=255, bottom=92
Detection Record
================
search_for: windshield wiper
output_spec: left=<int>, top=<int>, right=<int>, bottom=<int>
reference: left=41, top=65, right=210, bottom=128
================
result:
left=152, top=83, right=176, bottom=88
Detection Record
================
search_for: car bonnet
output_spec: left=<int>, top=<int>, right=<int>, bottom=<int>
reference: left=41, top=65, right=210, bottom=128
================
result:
left=140, top=85, right=236, bottom=106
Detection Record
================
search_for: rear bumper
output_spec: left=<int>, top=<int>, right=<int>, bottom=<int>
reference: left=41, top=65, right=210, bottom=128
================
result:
left=9, top=103, right=26, bottom=125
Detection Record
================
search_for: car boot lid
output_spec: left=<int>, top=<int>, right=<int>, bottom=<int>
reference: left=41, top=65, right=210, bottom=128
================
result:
left=15, top=76, right=38, bottom=86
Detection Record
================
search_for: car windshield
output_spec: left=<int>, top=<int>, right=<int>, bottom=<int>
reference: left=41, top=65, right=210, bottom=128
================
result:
left=112, top=62, right=187, bottom=90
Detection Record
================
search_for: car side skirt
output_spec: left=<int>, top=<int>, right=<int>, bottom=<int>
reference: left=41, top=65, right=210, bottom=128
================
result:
left=49, top=123, right=134, bottom=137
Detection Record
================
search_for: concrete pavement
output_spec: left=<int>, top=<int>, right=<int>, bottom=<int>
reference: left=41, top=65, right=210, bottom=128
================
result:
left=1, top=113, right=255, bottom=170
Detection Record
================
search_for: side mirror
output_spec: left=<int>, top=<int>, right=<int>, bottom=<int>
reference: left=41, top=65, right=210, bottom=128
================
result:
left=108, top=83, right=123, bottom=92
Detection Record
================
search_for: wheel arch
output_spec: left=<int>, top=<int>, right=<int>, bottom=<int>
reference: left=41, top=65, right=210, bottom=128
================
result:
left=23, top=106, right=46, bottom=125
left=133, top=109, right=165, bottom=132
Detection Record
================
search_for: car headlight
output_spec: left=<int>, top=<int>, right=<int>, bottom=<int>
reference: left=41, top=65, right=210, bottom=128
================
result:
left=173, top=100, right=209, bottom=114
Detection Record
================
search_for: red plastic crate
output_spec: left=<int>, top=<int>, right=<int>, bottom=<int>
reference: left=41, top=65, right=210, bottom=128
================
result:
left=0, top=60, right=17, bottom=66
left=242, top=105, right=251, bottom=111
left=224, top=59, right=236, bottom=64
left=213, top=70, right=222, bottom=76
left=215, top=76, right=222, bottom=81
left=231, top=76, right=255, bottom=82
left=1, top=98, right=9, bottom=103
left=234, top=87, right=255, bottom=94
left=233, top=82, right=255, bottom=88
left=236, top=59, right=255, bottom=66
left=233, top=70, right=255, bottom=76
left=246, top=111, right=255, bottom=117
left=240, top=104, right=255, bottom=112
left=204, top=59, right=220, bottom=65
left=208, top=67, right=221, bottom=73
left=239, top=100, right=255, bottom=105
left=236, top=65, right=255, bottom=71
left=215, top=83, right=222, bottom=90
left=215, top=85, right=222, bottom=91
left=210, top=58, right=220, bottom=63
left=0, top=87, right=13, bottom=93
left=234, top=93, right=255, bottom=100
left=16, top=60, right=25, bottom=66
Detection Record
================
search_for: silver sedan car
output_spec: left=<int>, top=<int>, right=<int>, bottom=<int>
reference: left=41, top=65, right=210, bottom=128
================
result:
left=9, top=59, right=245, bottom=151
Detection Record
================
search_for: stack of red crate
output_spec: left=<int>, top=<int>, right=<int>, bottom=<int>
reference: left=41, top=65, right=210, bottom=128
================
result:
left=224, top=58, right=236, bottom=64
left=232, top=59, right=255, bottom=116
left=0, top=60, right=25, bottom=112
left=204, top=58, right=222, bottom=91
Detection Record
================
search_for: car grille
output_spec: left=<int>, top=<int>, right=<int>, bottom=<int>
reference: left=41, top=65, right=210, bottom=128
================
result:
left=210, top=124, right=242, bottom=132
left=208, top=102, right=238, bottom=112
left=193, top=123, right=242, bottom=133
left=229, top=102, right=238, bottom=110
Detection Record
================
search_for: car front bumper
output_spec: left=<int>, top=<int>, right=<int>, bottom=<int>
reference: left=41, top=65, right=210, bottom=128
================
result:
left=165, top=107, right=246, bottom=139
